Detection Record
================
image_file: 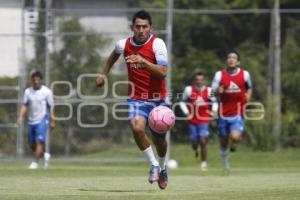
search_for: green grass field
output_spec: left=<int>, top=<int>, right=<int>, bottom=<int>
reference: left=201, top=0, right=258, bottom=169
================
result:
left=1, top=144, right=300, bottom=200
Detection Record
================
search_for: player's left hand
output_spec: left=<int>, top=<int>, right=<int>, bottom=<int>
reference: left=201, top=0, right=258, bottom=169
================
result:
left=218, top=86, right=225, bottom=94
left=96, top=74, right=106, bottom=87
left=209, top=111, right=217, bottom=117
left=17, top=116, right=23, bottom=125
left=245, top=93, right=251, bottom=102
left=50, top=120, right=56, bottom=129
left=187, top=113, right=193, bottom=120
left=125, top=54, right=144, bottom=64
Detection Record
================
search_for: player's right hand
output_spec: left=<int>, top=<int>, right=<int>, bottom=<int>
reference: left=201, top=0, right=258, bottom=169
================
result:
left=96, top=74, right=106, bottom=87
left=218, top=86, right=225, bottom=94
left=17, top=117, right=23, bottom=125
left=209, top=111, right=218, bottom=118
left=245, top=93, right=251, bottom=102
left=125, top=54, right=145, bottom=64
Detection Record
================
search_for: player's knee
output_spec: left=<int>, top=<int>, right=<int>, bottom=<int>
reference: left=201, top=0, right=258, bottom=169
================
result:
left=132, top=125, right=144, bottom=134
left=36, top=142, right=43, bottom=150
left=199, top=141, right=206, bottom=148
left=231, top=132, right=242, bottom=142
left=192, top=143, right=198, bottom=150
left=30, top=145, right=35, bottom=151
left=199, top=137, right=207, bottom=144
left=220, top=137, right=229, bottom=148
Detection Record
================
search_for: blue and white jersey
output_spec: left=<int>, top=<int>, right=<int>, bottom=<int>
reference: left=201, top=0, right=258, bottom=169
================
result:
left=23, top=85, right=54, bottom=125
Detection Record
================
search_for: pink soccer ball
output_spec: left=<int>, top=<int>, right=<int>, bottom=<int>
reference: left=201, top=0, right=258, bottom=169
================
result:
left=148, top=106, right=176, bottom=133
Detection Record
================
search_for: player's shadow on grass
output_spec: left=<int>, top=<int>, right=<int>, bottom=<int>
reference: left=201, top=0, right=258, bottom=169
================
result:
left=78, top=188, right=152, bottom=193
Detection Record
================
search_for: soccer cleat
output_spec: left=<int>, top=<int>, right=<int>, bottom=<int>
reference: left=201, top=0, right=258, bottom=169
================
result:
left=158, top=168, right=168, bottom=190
left=200, top=162, right=208, bottom=172
left=201, top=167, right=208, bottom=172
left=148, top=165, right=160, bottom=184
left=44, top=152, right=51, bottom=169
left=28, top=161, right=38, bottom=169
left=222, top=167, right=230, bottom=176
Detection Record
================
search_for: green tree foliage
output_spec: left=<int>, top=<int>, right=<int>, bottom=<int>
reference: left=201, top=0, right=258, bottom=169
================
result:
left=48, top=18, right=119, bottom=154
left=0, top=78, right=18, bottom=154
left=50, top=18, right=106, bottom=85
left=281, top=19, right=300, bottom=147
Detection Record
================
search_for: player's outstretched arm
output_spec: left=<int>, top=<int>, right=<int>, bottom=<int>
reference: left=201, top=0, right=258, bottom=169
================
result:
left=17, top=105, right=27, bottom=124
left=49, top=107, right=56, bottom=128
left=142, top=58, right=167, bottom=79
left=179, top=86, right=192, bottom=118
left=245, top=89, right=252, bottom=102
left=46, top=90, right=56, bottom=128
left=125, top=54, right=167, bottom=79
left=208, top=88, right=219, bottom=117
left=244, top=70, right=253, bottom=102
left=96, top=51, right=120, bottom=87
left=211, top=71, right=223, bottom=96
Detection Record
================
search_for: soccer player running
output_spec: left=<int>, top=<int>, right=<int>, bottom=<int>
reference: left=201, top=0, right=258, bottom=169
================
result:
left=96, top=10, right=169, bottom=189
left=180, top=72, right=218, bottom=172
left=17, top=71, right=56, bottom=169
left=211, top=50, right=252, bottom=171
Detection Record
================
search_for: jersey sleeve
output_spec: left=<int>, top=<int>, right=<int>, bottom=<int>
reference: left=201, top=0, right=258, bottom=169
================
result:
left=22, top=89, right=29, bottom=106
left=114, top=39, right=126, bottom=55
left=244, top=70, right=252, bottom=89
left=153, top=38, right=168, bottom=66
left=211, top=71, right=222, bottom=93
left=179, top=86, right=192, bottom=115
left=181, top=86, right=192, bottom=102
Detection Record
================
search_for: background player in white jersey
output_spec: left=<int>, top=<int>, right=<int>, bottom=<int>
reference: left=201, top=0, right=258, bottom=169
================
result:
left=17, top=71, right=56, bottom=169
left=180, top=72, right=218, bottom=171
left=96, top=10, right=169, bottom=189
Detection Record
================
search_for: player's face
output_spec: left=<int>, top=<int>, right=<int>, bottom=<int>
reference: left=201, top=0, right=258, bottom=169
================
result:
left=32, top=77, right=42, bottom=90
left=194, top=75, right=205, bottom=87
left=131, top=18, right=152, bottom=43
left=226, top=53, right=239, bottom=69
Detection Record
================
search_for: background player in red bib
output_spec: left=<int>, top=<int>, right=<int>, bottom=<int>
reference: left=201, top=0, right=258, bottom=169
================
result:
left=180, top=72, right=218, bottom=172
left=96, top=10, right=169, bottom=189
left=211, top=50, right=252, bottom=172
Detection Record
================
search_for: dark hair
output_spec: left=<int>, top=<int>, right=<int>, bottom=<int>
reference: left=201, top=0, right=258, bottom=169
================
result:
left=227, top=50, right=240, bottom=61
left=31, top=71, right=43, bottom=79
left=132, top=10, right=152, bottom=25
left=192, top=72, right=205, bottom=80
